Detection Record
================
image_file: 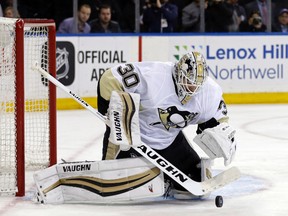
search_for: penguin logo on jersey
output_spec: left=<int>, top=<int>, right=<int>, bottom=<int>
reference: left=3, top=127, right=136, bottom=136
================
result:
left=150, top=106, right=198, bottom=130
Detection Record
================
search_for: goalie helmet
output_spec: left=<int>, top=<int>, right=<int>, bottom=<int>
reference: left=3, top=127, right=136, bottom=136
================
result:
left=173, top=52, right=208, bottom=102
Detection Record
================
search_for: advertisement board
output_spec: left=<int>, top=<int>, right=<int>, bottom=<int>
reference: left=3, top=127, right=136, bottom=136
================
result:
left=55, top=34, right=288, bottom=108
left=143, top=34, right=288, bottom=93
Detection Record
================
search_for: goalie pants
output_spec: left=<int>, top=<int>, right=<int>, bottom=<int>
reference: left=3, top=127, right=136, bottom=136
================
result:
left=102, top=127, right=201, bottom=191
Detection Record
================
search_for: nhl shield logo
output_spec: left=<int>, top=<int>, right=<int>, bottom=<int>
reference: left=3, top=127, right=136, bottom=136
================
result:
left=56, top=41, right=75, bottom=85
left=56, top=47, right=69, bottom=80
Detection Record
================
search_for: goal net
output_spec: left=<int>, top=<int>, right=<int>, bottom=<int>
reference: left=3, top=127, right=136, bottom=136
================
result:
left=0, top=18, right=57, bottom=196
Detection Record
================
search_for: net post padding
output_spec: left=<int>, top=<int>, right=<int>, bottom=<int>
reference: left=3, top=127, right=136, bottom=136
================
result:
left=15, top=18, right=25, bottom=197
left=47, top=22, right=57, bottom=166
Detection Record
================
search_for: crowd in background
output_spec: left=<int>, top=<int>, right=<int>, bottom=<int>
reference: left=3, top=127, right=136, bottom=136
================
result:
left=0, top=0, right=287, bottom=33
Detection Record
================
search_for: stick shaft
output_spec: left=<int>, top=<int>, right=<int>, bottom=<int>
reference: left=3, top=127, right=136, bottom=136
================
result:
left=35, top=65, right=107, bottom=123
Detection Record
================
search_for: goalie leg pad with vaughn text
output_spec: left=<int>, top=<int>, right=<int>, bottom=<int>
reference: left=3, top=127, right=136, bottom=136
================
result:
left=33, top=157, right=164, bottom=204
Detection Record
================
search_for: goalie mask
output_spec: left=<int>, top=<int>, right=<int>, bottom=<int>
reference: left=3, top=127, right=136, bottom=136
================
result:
left=173, top=52, right=208, bottom=104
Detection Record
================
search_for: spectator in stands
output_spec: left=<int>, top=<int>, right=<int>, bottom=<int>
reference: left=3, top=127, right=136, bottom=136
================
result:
left=239, top=10, right=267, bottom=32
left=89, top=4, right=121, bottom=33
left=58, top=3, right=91, bottom=33
left=181, top=0, right=208, bottom=32
left=244, top=0, right=275, bottom=26
left=205, top=0, right=234, bottom=32
left=142, top=0, right=178, bottom=33
left=168, top=0, right=188, bottom=32
left=272, top=8, right=288, bottom=32
left=225, top=0, right=246, bottom=32
left=3, top=6, right=19, bottom=18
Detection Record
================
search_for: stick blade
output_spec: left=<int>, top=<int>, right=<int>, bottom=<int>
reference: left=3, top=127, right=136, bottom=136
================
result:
left=201, top=167, right=241, bottom=194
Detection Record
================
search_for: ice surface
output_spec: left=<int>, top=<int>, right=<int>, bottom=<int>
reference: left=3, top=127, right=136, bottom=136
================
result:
left=1, top=104, right=288, bottom=216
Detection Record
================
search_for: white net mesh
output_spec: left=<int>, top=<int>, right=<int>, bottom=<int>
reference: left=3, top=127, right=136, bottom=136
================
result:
left=0, top=18, right=17, bottom=194
left=24, top=26, right=50, bottom=168
left=0, top=18, right=54, bottom=195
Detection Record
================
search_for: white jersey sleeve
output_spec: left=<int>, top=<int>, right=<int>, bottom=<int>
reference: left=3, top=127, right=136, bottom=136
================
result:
left=194, top=77, right=228, bottom=124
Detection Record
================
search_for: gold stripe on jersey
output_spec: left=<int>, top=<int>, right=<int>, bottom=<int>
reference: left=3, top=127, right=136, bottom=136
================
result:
left=99, top=69, right=124, bottom=101
left=42, top=167, right=161, bottom=197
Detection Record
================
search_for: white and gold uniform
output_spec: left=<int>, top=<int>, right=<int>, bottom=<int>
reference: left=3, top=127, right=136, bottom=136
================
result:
left=98, top=61, right=227, bottom=149
left=98, top=59, right=228, bottom=187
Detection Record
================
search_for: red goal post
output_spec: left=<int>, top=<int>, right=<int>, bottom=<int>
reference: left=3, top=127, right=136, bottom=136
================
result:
left=0, top=18, right=57, bottom=196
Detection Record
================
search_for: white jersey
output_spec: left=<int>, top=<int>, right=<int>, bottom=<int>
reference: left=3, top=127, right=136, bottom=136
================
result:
left=108, top=61, right=227, bottom=150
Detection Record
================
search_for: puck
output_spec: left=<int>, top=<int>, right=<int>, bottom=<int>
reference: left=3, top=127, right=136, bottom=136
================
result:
left=215, top=195, right=223, bottom=208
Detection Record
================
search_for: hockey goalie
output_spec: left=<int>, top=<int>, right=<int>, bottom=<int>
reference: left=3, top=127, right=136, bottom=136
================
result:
left=34, top=52, right=239, bottom=204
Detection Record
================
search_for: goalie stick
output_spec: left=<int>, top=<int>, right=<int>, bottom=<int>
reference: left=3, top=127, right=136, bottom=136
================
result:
left=32, top=62, right=241, bottom=196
